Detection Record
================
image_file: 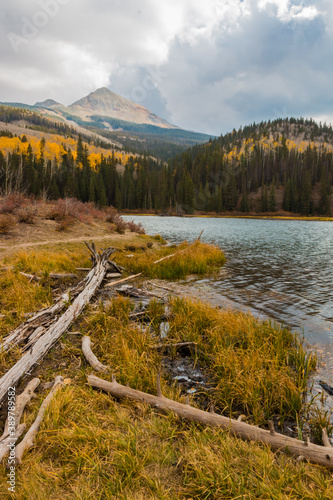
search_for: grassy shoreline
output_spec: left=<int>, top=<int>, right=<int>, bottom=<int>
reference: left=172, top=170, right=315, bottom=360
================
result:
left=1, top=231, right=333, bottom=498
left=121, top=210, right=333, bottom=221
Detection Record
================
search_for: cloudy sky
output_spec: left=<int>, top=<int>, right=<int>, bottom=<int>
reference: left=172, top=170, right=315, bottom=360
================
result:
left=0, top=0, right=332, bottom=135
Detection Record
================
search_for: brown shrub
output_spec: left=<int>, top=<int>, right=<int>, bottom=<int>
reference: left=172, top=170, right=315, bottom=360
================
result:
left=47, top=198, right=103, bottom=224
left=105, top=208, right=145, bottom=234
left=56, top=216, right=75, bottom=231
left=105, top=207, right=119, bottom=224
left=127, top=220, right=145, bottom=234
left=0, top=193, right=27, bottom=214
left=16, top=206, right=36, bottom=224
left=0, top=214, right=16, bottom=234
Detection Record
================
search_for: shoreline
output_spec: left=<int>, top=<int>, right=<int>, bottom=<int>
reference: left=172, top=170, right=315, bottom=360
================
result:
left=121, top=211, right=333, bottom=222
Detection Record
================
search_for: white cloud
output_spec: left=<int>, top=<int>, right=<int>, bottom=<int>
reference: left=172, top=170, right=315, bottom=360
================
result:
left=0, top=0, right=332, bottom=134
left=258, top=0, right=319, bottom=22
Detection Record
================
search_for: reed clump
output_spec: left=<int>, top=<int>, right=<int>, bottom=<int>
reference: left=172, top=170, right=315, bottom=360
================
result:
left=116, top=240, right=226, bottom=279
left=167, top=297, right=316, bottom=426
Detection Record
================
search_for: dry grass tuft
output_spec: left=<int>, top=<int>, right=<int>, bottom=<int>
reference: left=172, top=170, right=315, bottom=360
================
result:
left=116, top=240, right=226, bottom=279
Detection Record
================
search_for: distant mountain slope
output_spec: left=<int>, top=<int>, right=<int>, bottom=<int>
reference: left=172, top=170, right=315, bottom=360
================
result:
left=67, top=87, right=176, bottom=129
left=1, top=88, right=213, bottom=160
left=166, top=117, right=333, bottom=215
left=34, top=99, right=60, bottom=108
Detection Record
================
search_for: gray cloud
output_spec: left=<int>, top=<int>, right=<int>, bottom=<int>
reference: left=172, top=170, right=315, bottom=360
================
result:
left=0, top=0, right=332, bottom=135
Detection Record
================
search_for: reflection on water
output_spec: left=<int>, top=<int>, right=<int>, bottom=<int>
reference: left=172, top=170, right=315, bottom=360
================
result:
left=124, top=216, right=333, bottom=381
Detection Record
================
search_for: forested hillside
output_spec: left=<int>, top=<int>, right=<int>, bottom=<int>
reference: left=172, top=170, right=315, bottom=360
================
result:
left=168, top=117, right=333, bottom=215
left=0, top=116, right=332, bottom=215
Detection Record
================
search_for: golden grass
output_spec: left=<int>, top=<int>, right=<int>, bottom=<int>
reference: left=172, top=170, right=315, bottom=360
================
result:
left=167, top=297, right=316, bottom=426
left=0, top=242, right=331, bottom=499
left=0, top=295, right=332, bottom=500
left=115, top=240, right=226, bottom=280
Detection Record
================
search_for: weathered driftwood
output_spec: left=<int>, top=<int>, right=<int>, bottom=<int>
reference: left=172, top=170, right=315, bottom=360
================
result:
left=88, top=374, right=333, bottom=470
left=0, top=244, right=114, bottom=405
left=0, top=425, right=26, bottom=463
left=103, top=250, right=182, bottom=290
left=151, top=252, right=177, bottom=265
left=82, top=336, right=108, bottom=372
left=1, top=290, right=71, bottom=351
left=19, top=272, right=40, bottom=282
left=1, top=378, right=40, bottom=440
left=14, top=376, right=64, bottom=465
left=106, top=273, right=122, bottom=279
left=104, top=273, right=143, bottom=288
left=0, top=243, right=114, bottom=353
left=0, top=378, right=40, bottom=462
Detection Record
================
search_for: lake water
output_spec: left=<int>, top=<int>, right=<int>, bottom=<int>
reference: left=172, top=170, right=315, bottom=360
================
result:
left=124, top=216, right=333, bottom=383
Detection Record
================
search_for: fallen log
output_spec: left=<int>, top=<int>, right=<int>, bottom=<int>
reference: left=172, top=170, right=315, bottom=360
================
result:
left=0, top=378, right=40, bottom=462
left=87, top=374, right=333, bottom=470
left=0, top=244, right=114, bottom=405
left=1, top=290, right=71, bottom=352
left=82, top=336, right=108, bottom=372
left=14, top=376, right=64, bottom=465
left=0, top=243, right=114, bottom=352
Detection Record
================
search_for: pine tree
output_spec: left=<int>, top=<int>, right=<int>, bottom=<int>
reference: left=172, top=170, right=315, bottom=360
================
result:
left=88, top=176, right=96, bottom=203
left=318, top=167, right=331, bottom=215
left=268, top=183, right=277, bottom=212
left=260, top=183, right=268, bottom=212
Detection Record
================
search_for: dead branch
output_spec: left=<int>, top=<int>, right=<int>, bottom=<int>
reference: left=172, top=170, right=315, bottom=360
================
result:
left=14, top=376, right=64, bottom=465
left=322, top=428, right=332, bottom=448
left=0, top=378, right=40, bottom=462
left=82, top=336, right=108, bottom=372
left=104, top=273, right=143, bottom=288
left=0, top=424, right=26, bottom=463
left=19, top=272, right=40, bottom=282
left=1, top=290, right=71, bottom=352
left=106, top=273, right=122, bottom=279
left=0, top=378, right=40, bottom=441
left=152, top=252, right=177, bottom=265
left=0, top=244, right=114, bottom=405
left=87, top=374, right=333, bottom=470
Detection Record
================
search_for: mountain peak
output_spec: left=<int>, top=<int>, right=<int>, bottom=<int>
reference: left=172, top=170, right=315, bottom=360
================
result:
left=69, top=87, right=176, bottom=129
left=34, top=99, right=60, bottom=108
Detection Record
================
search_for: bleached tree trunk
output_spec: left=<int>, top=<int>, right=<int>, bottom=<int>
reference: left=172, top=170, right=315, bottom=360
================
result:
left=0, top=378, right=40, bottom=462
left=82, top=336, right=108, bottom=372
left=14, top=376, right=64, bottom=465
left=0, top=245, right=114, bottom=405
left=87, top=374, right=333, bottom=470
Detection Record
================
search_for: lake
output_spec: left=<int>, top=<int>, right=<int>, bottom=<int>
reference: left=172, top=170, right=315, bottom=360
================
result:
left=124, top=216, right=333, bottom=383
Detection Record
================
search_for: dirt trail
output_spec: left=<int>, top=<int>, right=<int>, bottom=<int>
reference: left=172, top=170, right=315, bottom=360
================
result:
left=0, top=220, right=146, bottom=260
left=0, top=234, right=113, bottom=252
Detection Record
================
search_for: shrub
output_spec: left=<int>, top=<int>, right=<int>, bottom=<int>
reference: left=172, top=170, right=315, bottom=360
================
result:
left=105, top=207, right=119, bottom=224
left=106, top=208, right=146, bottom=234
left=56, top=216, right=75, bottom=231
left=0, top=214, right=16, bottom=234
left=0, top=193, right=27, bottom=214
left=105, top=207, right=128, bottom=234
left=127, top=220, right=145, bottom=234
left=47, top=198, right=103, bottom=224
left=16, top=206, right=36, bottom=224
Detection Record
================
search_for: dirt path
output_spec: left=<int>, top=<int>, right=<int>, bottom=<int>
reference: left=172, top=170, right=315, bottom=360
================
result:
left=0, top=220, right=147, bottom=260
left=0, top=234, right=114, bottom=252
